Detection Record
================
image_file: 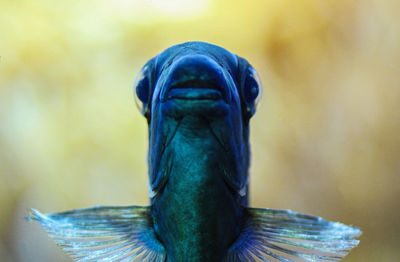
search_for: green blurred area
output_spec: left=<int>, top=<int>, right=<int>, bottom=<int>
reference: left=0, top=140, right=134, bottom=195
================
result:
left=1, top=0, right=399, bottom=261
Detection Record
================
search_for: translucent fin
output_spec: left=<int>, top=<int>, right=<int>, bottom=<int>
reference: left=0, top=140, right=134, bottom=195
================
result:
left=27, top=206, right=166, bottom=262
left=225, top=208, right=361, bottom=262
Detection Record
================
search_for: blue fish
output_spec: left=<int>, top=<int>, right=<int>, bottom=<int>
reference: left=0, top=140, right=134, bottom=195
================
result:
left=28, top=42, right=361, bottom=261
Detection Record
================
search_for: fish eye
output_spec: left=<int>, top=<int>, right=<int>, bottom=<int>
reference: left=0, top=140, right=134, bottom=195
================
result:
left=243, top=67, right=262, bottom=111
left=133, top=66, right=150, bottom=115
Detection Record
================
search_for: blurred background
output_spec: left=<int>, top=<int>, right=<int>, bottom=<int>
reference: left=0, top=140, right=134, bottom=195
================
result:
left=1, top=0, right=399, bottom=261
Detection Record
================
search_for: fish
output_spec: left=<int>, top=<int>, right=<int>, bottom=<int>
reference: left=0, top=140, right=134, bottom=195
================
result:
left=27, top=41, right=361, bottom=261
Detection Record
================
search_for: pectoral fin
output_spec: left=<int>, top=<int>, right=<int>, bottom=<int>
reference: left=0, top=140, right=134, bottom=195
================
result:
left=225, top=208, right=361, bottom=262
left=27, top=205, right=165, bottom=262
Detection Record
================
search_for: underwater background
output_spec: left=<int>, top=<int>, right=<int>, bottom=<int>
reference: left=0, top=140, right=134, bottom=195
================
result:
left=0, top=0, right=399, bottom=261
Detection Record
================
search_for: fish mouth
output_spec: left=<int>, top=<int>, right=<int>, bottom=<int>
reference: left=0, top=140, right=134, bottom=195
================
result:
left=160, top=55, right=231, bottom=103
left=166, top=81, right=223, bottom=101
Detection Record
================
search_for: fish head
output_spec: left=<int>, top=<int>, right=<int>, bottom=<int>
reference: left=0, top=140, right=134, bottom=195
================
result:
left=134, top=41, right=262, bottom=122
left=133, top=42, right=262, bottom=199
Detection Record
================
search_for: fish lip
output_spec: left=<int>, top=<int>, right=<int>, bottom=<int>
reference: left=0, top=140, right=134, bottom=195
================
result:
left=160, top=55, right=231, bottom=102
left=164, top=81, right=226, bottom=102
left=166, top=87, right=223, bottom=101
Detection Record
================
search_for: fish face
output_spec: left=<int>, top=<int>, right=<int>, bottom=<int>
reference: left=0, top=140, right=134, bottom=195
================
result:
left=162, top=55, right=230, bottom=102
left=157, top=54, right=235, bottom=119
left=133, top=41, right=262, bottom=199
left=134, top=41, right=262, bottom=121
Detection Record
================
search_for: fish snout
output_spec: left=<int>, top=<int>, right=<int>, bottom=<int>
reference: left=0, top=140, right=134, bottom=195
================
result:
left=161, top=55, right=232, bottom=102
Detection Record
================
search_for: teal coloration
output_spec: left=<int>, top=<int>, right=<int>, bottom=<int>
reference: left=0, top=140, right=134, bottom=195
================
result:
left=141, top=42, right=254, bottom=261
left=150, top=115, right=244, bottom=261
left=28, top=42, right=361, bottom=261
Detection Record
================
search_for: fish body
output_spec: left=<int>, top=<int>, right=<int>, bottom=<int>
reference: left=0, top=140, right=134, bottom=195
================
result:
left=28, top=42, right=361, bottom=261
left=145, top=43, right=251, bottom=261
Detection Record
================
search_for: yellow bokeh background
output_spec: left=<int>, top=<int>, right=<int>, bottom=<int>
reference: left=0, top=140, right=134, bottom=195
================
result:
left=1, top=0, right=399, bottom=261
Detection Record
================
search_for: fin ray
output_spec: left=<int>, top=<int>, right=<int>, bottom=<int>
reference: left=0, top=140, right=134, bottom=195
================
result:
left=28, top=206, right=165, bottom=262
left=225, top=208, right=361, bottom=262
